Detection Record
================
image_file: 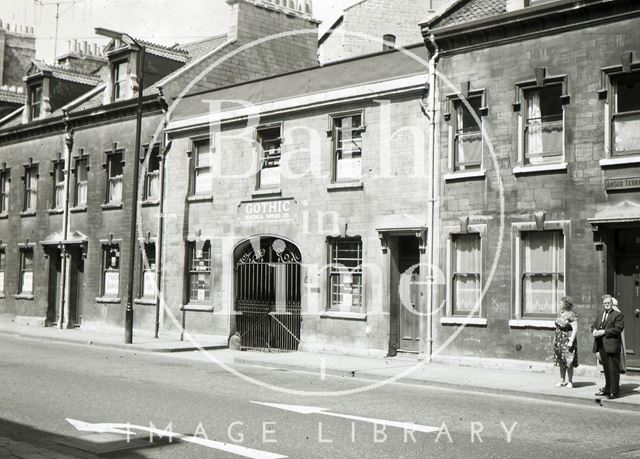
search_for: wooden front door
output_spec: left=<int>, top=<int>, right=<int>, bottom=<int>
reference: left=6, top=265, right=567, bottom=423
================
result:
left=615, top=258, right=640, bottom=369
left=397, top=237, right=420, bottom=353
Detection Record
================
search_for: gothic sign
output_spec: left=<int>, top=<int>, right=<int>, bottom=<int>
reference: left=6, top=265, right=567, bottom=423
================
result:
left=237, top=198, right=297, bottom=223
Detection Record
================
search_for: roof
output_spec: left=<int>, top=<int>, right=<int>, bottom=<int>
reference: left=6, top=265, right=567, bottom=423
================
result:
left=0, top=87, right=25, bottom=104
left=181, top=34, right=229, bottom=59
left=426, top=0, right=506, bottom=29
left=103, top=35, right=190, bottom=63
left=25, top=60, right=101, bottom=86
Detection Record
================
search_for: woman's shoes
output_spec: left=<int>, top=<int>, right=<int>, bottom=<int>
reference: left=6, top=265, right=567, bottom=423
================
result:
left=555, top=381, right=567, bottom=387
left=565, top=382, right=573, bottom=389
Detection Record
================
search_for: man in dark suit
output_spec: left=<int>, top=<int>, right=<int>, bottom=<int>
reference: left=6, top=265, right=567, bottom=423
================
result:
left=592, top=294, right=625, bottom=399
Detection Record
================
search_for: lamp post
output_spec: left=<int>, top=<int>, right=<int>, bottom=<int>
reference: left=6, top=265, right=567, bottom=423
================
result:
left=95, top=28, right=145, bottom=344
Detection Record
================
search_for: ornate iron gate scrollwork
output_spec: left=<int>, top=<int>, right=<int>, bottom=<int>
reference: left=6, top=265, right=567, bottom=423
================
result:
left=235, top=237, right=301, bottom=351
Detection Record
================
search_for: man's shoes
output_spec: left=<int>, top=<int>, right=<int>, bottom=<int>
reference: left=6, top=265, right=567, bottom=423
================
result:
left=595, top=389, right=609, bottom=396
left=606, top=394, right=618, bottom=400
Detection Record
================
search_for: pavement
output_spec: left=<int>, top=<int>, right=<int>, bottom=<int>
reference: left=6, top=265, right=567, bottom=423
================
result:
left=1, top=321, right=639, bottom=414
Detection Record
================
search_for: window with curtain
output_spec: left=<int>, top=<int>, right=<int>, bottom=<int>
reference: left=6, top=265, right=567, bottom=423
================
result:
left=145, top=145, right=161, bottom=201
left=612, top=72, right=640, bottom=156
left=30, top=85, right=42, bottom=120
left=52, top=161, right=65, bottom=209
left=0, top=248, right=5, bottom=295
left=140, top=242, right=156, bottom=300
left=23, top=165, right=38, bottom=211
left=112, top=60, right=128, bottom=100
left=453, top=96, right=483, bottom=171
left=192, top=139, right=212, bottom=195
left=332, top=113, right=363, bottom=182
left=19, top=247, right=33, bottom=295
left=521, top=230, right=565, bottom=316
left=106, top=152, right=123, bottom=204
left=452, top=234, right=481, bottom=315
left=0, top=169, right=10, bottom=214
left=328, top=238, right=363, bottom=312
left=74, top=157, right=88, bottom=207
left=524, top=84, right=563, bottom=164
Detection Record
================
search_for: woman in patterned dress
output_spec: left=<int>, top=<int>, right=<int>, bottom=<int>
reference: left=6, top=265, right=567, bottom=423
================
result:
left=553, top=296, right=578, bottom=388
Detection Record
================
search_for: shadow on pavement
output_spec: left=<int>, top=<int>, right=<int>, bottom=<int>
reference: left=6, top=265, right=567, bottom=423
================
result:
left=0, top=417, right=170, bottom=457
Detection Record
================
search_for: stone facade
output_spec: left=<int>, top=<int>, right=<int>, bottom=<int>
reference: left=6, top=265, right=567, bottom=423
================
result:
left=0, top=22, right=36, bottom=87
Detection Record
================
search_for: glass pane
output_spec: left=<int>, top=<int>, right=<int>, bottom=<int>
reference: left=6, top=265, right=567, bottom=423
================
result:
left=616, top=73, right=640, bottom=113
left=109, top=156, right=123, bottom=177
left=143, top=271, right=156, bottom=298
left=23, top=250, right=33, bottom=268
left=455, top=96, right=481, bottom=130
left=21, top=271, right=33, bottom=294
left=454, top=234, right=480, bottom=272
left=194, top=168, right=212, bottom=194
left=105, top=246, right=119, bottom=269
left=104, top=271, right=119, bottom=297
left=453, top=274, right=480, bottom=314
left=0, top=271, right=4, bottom=293
left=77, top=160, right=88, bottom=181
left=524, top=231, right=564, bottom=273
left=147, top=172, right=159, bottom=199
left=55, top=184, right=64, bottom=208
left=455, top=131, right=482, bottom=170
left=259, top=166, right=280, bottom=188
left=523, top=274, right=563, bottom=315
left=336, top=157, right=361, bottom=181
left=613, top=112, right=640, bottom=155
left=109, top=176, right=123, bottom=202
left=76, top=182, right=87, bottom=205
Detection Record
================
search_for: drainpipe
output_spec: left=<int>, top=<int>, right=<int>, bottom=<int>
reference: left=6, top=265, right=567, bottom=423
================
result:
left=59, top=113, right=73, bottom=329
left=425, top=34, right=440, bottom=363
left=154, top=90, right=171, bottom=339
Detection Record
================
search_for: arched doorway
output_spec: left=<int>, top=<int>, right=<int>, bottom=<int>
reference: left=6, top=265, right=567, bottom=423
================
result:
left=234, top=237, right=302, bottom=351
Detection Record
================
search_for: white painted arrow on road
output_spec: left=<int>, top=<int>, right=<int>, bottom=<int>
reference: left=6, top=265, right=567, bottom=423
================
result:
left=250, top=402, right=440, bottom=433
left=66, top=418, right=287, bottom=459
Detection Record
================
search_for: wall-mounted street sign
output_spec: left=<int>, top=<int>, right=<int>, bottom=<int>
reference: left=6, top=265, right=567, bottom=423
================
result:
left=605, top=177, right=640, bottom=192
left=237, top=198, right=297, bottom=223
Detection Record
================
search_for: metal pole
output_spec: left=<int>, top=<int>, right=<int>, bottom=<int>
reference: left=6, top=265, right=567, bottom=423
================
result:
left=124, top=43, right=145, bottom=344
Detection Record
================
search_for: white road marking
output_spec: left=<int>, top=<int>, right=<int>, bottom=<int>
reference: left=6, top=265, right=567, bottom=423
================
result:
left=66, top=418, right=287, bottom=459
left=250, top=401, right=440, bottom=433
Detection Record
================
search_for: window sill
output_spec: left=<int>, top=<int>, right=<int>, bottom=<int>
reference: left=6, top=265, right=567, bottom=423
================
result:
left=443, top=169, right=486, bottom=182
left=320, top=310, right=367, bottom=321
left=251, top=188, right=282, bottom=199
left=96, top=297, right=121, bottom=304
left=327, top=181, right=363, bottom=192
left=134, top=298, right=156, bottom=305
left=48, top=208, right=63, bottom=215
left=14, top=294, right=34, bottom=300
left=181, top=303, right=214, bottom=312
left=440, top=316, right=487, bottom=326
left=513, top=162, right=567, bottom=175
left=141, top=200, right=160, bottom=207
left=187, top=194, right=213, bottom=203
left=599, top=156, right=640, bottom=168
left=101, top=203, right=122, bottom=210
left=509, top=319, right=555, bottom=329
left=19, top=211, right=36, bottom=217
left=0, top=214, right=7, bottom=220
left=70, top=206, right=87, bottom=213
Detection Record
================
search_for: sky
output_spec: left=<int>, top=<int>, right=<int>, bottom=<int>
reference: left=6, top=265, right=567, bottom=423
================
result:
left=2, top=0, right=348, bottom=64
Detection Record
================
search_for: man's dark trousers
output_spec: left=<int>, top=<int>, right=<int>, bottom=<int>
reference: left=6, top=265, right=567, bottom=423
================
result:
left=598, top=346, right=620, bottom=396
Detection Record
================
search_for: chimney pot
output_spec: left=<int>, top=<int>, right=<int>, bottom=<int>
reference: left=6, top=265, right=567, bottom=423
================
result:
left=93, top=43, right=98, bottom=56
left=73, top=39, right=78, bottom=53
left=82, top=41, right=88, bottom=54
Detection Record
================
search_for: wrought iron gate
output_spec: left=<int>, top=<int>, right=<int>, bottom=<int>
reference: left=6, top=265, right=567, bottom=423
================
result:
left=235, top=238, right=301, bottom=351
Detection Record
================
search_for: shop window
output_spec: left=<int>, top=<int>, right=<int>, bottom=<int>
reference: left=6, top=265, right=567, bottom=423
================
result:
left=328, top=237, right=363, bottom=312
left=52, top=160, right=65, bottom=209
left=522, top=84, right=563, bottom=165
left=188, top=240, right=211, bottom=303
left=0, top=248, right=5, bottom=295
left=0, top=169, right=10, bottom=215
left=30, top=84, right=42, bottom=120
left=331, top=112, right=364, bottom=182
left=144, top=145, right=161, bottom=201
left=74, top=157, right=88, bottom=207
left=18, top=247, right=34, bottom=295
left=112, top=60, right=128, bottom=100
left=450, top=94, right=484, bottom=171
left=611, top=72, right=640, bottom=156
left=257, top=125, right=282, bottom=190
left=139, top=242, right=156, bottom=300
left=23, top=164, right=38, bottom=212
left=519, top=230, right=565, bottom=317
left=451, top=233, right=481, bottom=316
left=101, top=244, right=120, bottom=298
left=105, top=151, right=123, bottom=204
left=190, top=139, right=212, bottom=195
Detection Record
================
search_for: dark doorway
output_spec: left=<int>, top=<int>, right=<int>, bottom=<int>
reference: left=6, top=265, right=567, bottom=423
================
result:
left=46, top=249, right=61, bottom=326
left=67, top=247, right=84, bottom=327
left=389, top=235, right=421, bottom=354
left=613, top=228, right=640, bottom=369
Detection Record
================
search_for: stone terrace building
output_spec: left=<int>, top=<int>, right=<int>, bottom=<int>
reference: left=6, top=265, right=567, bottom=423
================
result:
left=0, top=0, right=320, bottom=337
left=163, top=45, right=433, bottom=355
left=421, top=0, right=640, bottom=369
left=0, top=21, right=35, bottom=118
